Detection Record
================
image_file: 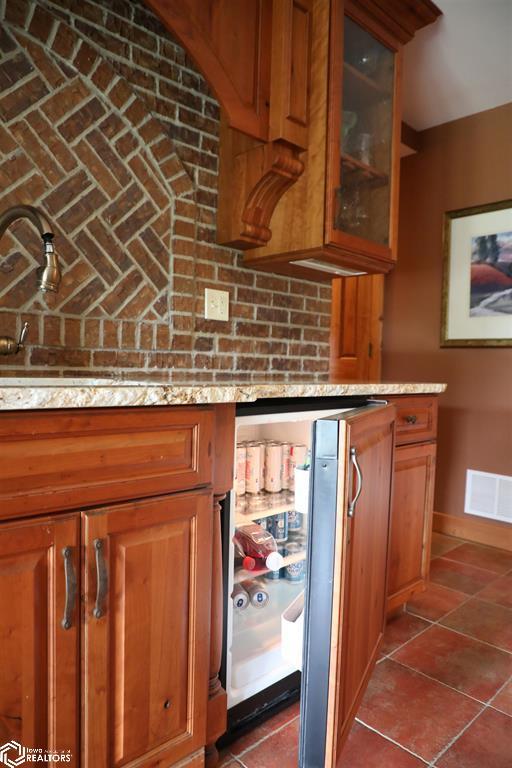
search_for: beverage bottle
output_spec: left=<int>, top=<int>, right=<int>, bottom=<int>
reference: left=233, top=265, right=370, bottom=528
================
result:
left=242, top=579, right=269, bottom=608
left=233, top=523, right=284, bottom=572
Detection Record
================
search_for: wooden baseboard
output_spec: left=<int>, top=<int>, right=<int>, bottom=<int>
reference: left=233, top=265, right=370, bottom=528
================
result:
left=433, top=512, right=512, bottom=553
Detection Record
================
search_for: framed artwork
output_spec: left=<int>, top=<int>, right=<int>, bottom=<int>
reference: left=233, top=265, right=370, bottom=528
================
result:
left=441, top=199, right=512, bottom=346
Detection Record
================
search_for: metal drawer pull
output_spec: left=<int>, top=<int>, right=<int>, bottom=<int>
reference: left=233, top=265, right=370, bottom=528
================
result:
left=93, top=538, right=108, bottom=619
left=348, top=447, right=363, bottom=518
left=61, top=547, right=77, bottom=630
left=405, top=414, right=417, bottom=424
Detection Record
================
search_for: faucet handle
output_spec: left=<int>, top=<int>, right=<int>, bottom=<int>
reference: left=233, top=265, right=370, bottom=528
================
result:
left=0, top=321, right=29, bottom=356
left=18, top=321, right=29, bottom=349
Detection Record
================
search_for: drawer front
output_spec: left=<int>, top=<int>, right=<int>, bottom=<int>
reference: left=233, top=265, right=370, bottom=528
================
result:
left=389, top=395, right=438, bottom=445
left=0, top=406, right=214, bottom=519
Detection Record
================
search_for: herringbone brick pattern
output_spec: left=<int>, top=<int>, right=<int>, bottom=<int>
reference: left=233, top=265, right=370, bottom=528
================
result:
left=0, top=0, right=331, bottom=380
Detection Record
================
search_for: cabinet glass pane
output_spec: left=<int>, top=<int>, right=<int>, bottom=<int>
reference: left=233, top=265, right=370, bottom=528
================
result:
left=334, top=17, right=395, bottom=246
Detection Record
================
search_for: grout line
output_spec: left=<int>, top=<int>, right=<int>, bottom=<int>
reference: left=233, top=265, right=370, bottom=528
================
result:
left=429, top=705, right=486, bottom=765
left=354, top=719, right=430, bottom=764
left=435, top=552, right=511, bottom=578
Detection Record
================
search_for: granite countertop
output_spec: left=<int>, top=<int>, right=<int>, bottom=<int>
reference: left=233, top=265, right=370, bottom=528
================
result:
left=0, top=377, right=446, bottom=411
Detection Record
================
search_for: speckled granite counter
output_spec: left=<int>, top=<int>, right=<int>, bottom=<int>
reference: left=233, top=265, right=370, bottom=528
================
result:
left=0, top=377, right=446, bottom=411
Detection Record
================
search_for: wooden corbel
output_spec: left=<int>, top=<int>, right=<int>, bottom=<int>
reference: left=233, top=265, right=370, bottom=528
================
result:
left=218, top=129, right=304, bottom=249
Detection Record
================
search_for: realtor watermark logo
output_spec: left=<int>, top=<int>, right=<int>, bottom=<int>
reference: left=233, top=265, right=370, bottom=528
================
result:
left=0, top=743, right=26, bottom=768
left=0, top=742, right=71, bottom=766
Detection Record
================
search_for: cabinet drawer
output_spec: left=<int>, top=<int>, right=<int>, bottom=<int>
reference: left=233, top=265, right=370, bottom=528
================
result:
left=389, top=396, right=438, bottom=445
left=0, top=406, right=213, bottom=519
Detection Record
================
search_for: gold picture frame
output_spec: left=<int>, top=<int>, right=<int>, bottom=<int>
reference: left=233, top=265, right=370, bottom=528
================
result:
left=441, top=199, right=512, bottom=347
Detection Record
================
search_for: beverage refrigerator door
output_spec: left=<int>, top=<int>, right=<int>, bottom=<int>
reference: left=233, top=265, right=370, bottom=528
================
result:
left=299, top=404, right=395, bottom=768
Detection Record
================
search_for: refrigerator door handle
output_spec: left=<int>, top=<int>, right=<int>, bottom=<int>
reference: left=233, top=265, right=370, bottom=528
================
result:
left=348, top=447, right=363, bottom=518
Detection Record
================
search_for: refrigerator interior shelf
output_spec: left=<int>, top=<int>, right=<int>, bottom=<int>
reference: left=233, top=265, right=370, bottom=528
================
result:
left=234, top=548, right=306, bottom=584
left=235, top=490, right=302, bottom=525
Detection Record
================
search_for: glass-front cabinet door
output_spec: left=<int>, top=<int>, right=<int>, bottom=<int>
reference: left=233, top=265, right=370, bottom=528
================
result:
left=326, top=1, right=400, bottom=267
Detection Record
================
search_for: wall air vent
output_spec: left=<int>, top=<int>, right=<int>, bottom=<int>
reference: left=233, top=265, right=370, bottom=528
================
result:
left=465, top=469, right=512, bottom=524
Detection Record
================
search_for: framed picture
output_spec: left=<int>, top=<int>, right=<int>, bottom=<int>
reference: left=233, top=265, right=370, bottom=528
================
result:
left=441, top=199, right=512, bottom=346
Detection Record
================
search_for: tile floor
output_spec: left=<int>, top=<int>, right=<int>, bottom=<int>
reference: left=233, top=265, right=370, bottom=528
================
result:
left=219, top=533, right=512, bottom=767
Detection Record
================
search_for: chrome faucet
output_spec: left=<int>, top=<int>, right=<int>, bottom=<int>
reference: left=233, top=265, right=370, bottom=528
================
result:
left=0, top=205, right=62, bottom=356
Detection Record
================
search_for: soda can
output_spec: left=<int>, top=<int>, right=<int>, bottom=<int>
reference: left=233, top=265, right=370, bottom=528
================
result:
left=287, top=509, right=302, bottom=531
left=284, top=542, right=306, bottom=582
left=259, top=442, right=266, bottom=491
left=245, top=442, right=261, bottom=494
left=235, top=445, right=247, bottom=495
left=281, top=442, right=291, bottom=489
left=232, top=583, right=250, bottom=610
left=243, top=579, right=269, bottom=608
left=289, top=444, right=308, bottom=490
left=264, top=546, right=288, bottom=580
left=265, top=443, right=282, bottom=492
left=268, top=511, right=288, bottom=544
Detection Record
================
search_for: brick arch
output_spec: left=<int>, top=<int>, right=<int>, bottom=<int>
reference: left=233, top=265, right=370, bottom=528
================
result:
left=0, top=2, right=198, bottom=373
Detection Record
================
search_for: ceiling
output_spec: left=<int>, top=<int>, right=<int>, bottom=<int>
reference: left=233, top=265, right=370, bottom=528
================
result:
left=402, top=0, right=512, bottom=131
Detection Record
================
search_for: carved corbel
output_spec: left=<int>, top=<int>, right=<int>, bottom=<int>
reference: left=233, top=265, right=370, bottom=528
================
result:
left=217, top=124, right=305, bottom=249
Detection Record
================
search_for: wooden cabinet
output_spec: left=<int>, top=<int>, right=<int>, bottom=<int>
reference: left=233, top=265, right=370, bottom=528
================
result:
left=82, top=491, right=212, bottom=768
left=216, top=0, right=440, bottom=280
left=387, top=396, right=438, bottom=610
left=0, top=405, right=224, bottom=768
left=330, top=274, right=384, bottom=380
left=0, top=514, right=79, bottom=763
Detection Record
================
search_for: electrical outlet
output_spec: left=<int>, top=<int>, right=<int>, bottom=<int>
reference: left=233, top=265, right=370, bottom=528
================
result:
left=204, top=288, right=229, bottom=321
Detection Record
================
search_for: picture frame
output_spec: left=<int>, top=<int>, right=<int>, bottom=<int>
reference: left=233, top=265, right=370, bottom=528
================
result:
left=441, top=199, right=512, bottom=347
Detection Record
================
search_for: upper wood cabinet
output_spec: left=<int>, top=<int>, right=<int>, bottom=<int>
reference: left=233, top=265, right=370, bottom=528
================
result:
left=145, top=0, right=440, bottom=279
left=217, top=0, right=440, bottom=280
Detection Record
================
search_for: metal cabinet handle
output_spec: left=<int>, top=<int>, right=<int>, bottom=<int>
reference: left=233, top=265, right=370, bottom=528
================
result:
left=61, top=546, right=77, bottom=630
left=348, top=447, right=363, bottom=518
left=405, top=414, right=417, bottom=424
left=93, top=538, right=108, bottom=619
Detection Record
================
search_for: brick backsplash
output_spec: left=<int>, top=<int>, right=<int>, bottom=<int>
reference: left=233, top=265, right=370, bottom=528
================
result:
left=0, top=0, right=331, bottom=381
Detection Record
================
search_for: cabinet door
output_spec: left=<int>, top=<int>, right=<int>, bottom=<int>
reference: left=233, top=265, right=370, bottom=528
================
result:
left=0, top=514, right=79, bottom=762
left=300, top=405, right=394, bottom=767
left=388, top=442, right=437, bottom=610
left=325, top=0, right=400, bottom=265
left=82, top=490, right=212, bottom=768
left=330, top=274, right=383, bottom=381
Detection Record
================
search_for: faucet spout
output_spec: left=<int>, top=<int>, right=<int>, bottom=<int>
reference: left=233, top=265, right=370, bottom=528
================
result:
left=0, top=204, right=61, bottom=293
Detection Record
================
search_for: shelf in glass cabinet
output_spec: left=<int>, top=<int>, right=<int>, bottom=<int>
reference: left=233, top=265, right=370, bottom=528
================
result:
left=341, top=152, right=389, bottom=187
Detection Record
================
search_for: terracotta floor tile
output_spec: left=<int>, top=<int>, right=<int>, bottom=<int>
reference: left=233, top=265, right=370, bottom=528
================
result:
left=392, top=624, right=512, bottom=702
left=441, top=598, right=512, bottom=652
left=443, top=542, right=512, bottom=575
left=381, top=612, right=431, bottom=656
left=339, top=722, right=426, bottom=767
left=240, top=717, right=299, bottom=768
left=477, top=571, right=512, bottom=610
left=227, top=701, right=300, bottom=756
left=492, top=678, right=512, bottom=716
left=406, top=582, right=468, bottom=621
left=431, top=533, right=465, bottom=559
left=430, top=557, right=498, bottom=595
left=435, top=708, right=512, bottom=768
left=357, top=659, right=482, bottom=762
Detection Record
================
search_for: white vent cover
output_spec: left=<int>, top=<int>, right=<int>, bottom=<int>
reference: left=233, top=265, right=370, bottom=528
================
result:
left=465, top=469, right=512, bottom=524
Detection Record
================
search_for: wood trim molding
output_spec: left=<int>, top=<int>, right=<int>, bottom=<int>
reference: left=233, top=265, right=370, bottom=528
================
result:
left=433, top=511, right=512, bottom=553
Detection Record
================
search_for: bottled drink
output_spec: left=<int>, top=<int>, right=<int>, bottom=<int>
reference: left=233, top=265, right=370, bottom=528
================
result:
left=242, top=579, right=269, bottom=608
left=232, top=583, right=250, bottom=610
left=233, top=523, right=284, bottom=572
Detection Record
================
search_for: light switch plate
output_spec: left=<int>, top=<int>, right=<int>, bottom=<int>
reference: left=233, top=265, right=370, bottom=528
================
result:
left=204, top=288, right=229, bottom=321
